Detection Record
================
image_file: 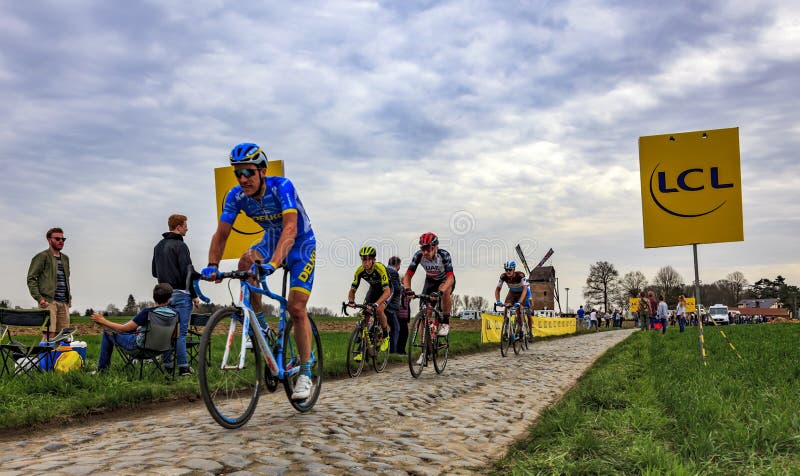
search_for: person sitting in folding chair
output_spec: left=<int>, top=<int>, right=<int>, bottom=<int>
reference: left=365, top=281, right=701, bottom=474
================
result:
left=91, top=283, right=178, bottom=374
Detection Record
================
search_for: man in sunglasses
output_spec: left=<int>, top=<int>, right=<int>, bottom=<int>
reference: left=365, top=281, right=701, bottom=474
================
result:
left=346, top=246, right=391, bottom=355
left=201, top=143, right=316, bottom=401
left=494, top=260, right=534, bottom=340
left=27, top=227, right=71, bottom=339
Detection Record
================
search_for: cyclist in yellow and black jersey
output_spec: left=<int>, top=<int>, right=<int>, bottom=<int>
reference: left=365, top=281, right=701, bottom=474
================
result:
left=347, top=246, right=391, bottom=352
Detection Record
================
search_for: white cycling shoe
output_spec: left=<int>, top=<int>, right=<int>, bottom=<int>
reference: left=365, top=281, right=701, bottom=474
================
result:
left=437, top=324, right=450, bottom=336
left=291, top=374, right=313, bottom=400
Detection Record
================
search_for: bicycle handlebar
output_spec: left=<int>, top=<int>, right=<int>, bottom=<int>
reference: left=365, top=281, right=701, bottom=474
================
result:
left=341, top=302, right=377, bottom=317
left=493, top=302, right=519, bottom=312
left=189, top=264, right=287, bottom=306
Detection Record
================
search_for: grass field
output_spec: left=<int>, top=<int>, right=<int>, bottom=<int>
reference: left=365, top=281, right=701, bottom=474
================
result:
left=492, top=323, right=800, bottom=475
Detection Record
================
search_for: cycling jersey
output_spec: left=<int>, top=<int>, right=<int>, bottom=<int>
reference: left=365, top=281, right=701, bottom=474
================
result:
left=220, top=176, right=316, bottom=295
left=220, top=176, right=314, bottom=248
left=351, top=262, right=390, bottom=290
left=497, top=271, right=528, bottom=293
left=407, top=248, right=454, bottom=281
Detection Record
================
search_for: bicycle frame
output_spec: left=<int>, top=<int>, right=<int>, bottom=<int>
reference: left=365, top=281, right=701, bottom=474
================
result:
left=194, top=271, right=299, bottom=383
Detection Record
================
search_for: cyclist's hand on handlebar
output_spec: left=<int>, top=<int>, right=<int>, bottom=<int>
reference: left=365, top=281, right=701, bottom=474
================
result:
left=495, top=300, right=503, bottom=307
left=404, top=288, right=415, bottom=297
left=347, top=300, right=356, bottom=307
left=200, top=265, right=218, bottom=280
left=251, top=262, right=276, bottom=277
left=514, top=302, right=521, bottom=308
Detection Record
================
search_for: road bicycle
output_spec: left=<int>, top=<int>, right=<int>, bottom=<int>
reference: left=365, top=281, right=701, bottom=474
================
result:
left=341, top=302, right=389, bottom=377
left=496, top=302, right=529, bottom=356
left=407, top=291, right=449, bottom=378
left=192, top=266, right=323, bottom=429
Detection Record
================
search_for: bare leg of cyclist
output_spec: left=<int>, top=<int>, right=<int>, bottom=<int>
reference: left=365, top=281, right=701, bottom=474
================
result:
left=376, top=306, right=389, bottom=335
left=287, top=291, right=312, bottom=362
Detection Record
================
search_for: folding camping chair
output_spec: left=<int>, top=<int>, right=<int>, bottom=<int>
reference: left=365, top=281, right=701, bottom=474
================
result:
left=114, top=309, right=179, bottom=380
left=0, top=309, right=75, bottom=378
left=186, top=313, right=210, bottom=367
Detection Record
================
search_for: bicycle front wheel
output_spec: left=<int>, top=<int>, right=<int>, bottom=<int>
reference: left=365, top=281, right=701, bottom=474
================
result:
left=432, top=332, right=449, bottom=374
left=372, top=326, right=389, bottom=373
left=346, top=323, right=366, bottom=378
left=511, top=315, right=521, bottom=355
left=500, top=316, right=511, bottom=357
left=408, top=314, right=425, bottom=378
left=198, top=307, right=262, bottom=429
left=283, top=317, right=323, bottom=412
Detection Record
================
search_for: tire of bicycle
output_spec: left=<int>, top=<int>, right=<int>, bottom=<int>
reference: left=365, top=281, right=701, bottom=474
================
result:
left=346, top=323, right=366, bottom=378
left=432, top=332, right=449, bottom=374
left=283, top=317, right=323, bottom=412
left=198, top=307, right=262, bottom=429
left=372, top=325, right=389, bottom=373
left=511, top=315, right=521, bottom=355
left=500, top=315, right=511, bottom=357
left=408, top=314, right=426, bottom=378
left=522, top=314, right=530, bottom=350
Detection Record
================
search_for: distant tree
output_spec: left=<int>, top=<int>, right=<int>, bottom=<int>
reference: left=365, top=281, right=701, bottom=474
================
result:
left=84, top=308, right=94, bottom=317
left=137, top=300, right=155, bottom=312
left=583, top=261, right=619, bottom=311
left=0, top=298, right=10, bottom=308
left=461, top=295, right=472, bottom=309
left=616, top=271, right=648, bottom=309
left=726, top=271, right=748, bottom=304
left=471, top=296, right=488, bottom=312
left=451, top=294, right=464, bottom=315
left=105, top=303, right=120, bottom=316
left=122, top=294, right=138, bottom=315
left=308, top=306, right=335, bottom=318
left=652, top=266, right=684, bottom=304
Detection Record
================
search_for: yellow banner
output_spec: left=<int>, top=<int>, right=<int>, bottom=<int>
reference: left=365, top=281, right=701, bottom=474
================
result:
left=639, top=127, right=743, bottom=248
left=214, top=161, right=285, bottom=260
left=629, top=297, right=639, bottom=312
left=685, top=297, right=696, bottom=313
left=481, top=314, right=577, bottom=343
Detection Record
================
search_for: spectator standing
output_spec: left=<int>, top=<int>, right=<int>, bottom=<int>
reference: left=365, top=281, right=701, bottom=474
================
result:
left=676, top=295, right=687, bottom=333
left=395, top=286, right=411, bottom=354
left=589, top=309, right=598, bottom=330
left=638, top=291, right=651, bottom=331
left=576, top=305, right=585, bottom=327
left=385, top=256, right=404, bottom=354
left=604, top=310, right=611, bottom=328
left=647, top=290, right=658, bottom=330
left=27, top=227, right=71, bottom=339
left=92, top=284, right=177, bottom=372
left=656, top=294, right=669, bottom=335
left=152, top=214, right=199, bottom=376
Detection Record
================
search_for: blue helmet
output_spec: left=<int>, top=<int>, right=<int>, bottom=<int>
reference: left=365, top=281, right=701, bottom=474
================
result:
left=229, top=142, right=268, bottom=168
left=504, top=260, right=516, bottom=270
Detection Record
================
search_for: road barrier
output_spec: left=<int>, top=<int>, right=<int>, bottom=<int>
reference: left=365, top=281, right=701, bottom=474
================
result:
left=481, top=314, right=576, bottom=343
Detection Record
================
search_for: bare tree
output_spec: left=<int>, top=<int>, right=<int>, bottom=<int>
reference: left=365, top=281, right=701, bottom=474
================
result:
left=583, top=261, right=619, bottom=311
left=451, top=294, right=464, bottom=315
left=652, top=266, right=684, bottom=304
left=726, top=271, right=748, bottom=305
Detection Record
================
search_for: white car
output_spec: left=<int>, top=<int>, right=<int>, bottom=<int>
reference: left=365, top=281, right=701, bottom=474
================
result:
left=459, top=310, right=480, bottom=320
left=708, top=304, right=730, bottom=325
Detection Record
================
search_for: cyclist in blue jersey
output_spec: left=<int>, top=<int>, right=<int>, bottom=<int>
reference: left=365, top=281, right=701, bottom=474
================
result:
left=201, top=142, right=316, bottom=400
left=402, top=232, right=455, bottom=336
left=494, top=261, right=533, bottom=339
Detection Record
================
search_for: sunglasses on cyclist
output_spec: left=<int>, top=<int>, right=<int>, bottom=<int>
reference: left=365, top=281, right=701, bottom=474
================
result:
left=51, top=237, right=66, bottom=242
left=360, top=256, right=374, bottom=261
left=504, top=268, right=514, bottom=272
left=233, top=168, right=258, bottom=179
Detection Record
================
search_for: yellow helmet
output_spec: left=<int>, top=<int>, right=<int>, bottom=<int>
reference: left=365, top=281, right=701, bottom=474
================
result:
left=359, top=246, right=377, bottom=258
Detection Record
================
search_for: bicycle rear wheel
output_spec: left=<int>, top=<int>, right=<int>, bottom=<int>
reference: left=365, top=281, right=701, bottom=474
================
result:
left=432, top=331, right=449, bottom=374
left=346, top=323, right=366, bottom=378
left=500, top=316, right=511, bottom=357
left=198, top=307, right=262, bottom=429
left=283, top=317, right=323, bottom=412
left=511, top=316, right=521, bottom=355
left=408, top=314, right=425, bottom=378
left=372, top=325, right=389, bottom=373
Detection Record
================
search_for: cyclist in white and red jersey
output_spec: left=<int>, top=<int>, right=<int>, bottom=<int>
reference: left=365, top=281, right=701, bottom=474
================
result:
left=402, top=232, right=455, bottom=336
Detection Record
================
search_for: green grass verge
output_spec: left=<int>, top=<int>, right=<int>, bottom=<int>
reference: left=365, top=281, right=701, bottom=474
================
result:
left=0, top=329, right=488, bottom=430
left=492, top=324, right=800, bottom=475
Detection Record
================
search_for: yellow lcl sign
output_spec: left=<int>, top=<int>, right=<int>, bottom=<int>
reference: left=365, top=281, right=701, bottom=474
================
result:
left=639, top=127, right=743, bottom=248
left=214, top=161, right=285, bottom=260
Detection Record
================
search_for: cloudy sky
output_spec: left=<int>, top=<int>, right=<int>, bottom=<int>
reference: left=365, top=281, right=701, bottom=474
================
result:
left=1, top=1, right=798, bottom=314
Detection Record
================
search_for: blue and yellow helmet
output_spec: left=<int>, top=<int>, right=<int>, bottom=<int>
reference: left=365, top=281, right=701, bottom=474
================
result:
left=229, top=142, right=268, bottom=168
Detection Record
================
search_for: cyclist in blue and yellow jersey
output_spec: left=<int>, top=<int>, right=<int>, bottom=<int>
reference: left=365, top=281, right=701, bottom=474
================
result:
left=494, top=260, right=533, bottom=338
left=402, top=232, right=455, bottom=336
left=347, top=246, right=391, bottom=356
left=202, top=142, right=316, bottom=401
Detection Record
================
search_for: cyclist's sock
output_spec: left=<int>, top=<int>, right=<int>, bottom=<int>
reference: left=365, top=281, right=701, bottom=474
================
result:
left=441, top=314, right=450, bottom=324
left=300, top=360, right=313, bottom=377
left=382, top=326, right=390, bottom=338
left=255, top=312, right=268, bottom=330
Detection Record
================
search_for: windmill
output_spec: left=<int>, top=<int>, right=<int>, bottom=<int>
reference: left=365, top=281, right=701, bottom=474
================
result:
left=516, top=245, right=560, bottom=313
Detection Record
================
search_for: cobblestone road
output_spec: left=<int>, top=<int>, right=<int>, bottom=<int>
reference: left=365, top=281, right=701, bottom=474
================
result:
left=0, top=329, right=636, bottom=475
